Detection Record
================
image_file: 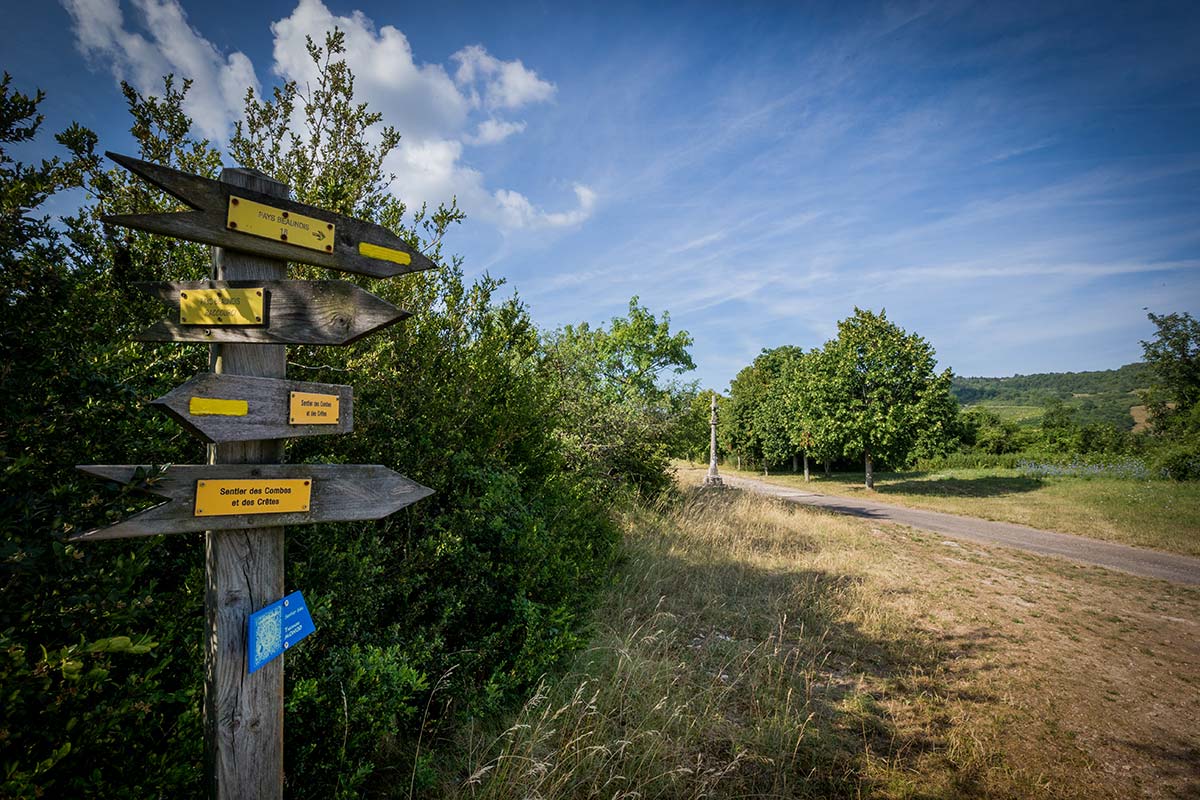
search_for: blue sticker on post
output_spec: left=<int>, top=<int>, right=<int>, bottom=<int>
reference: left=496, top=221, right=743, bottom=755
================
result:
left=247, top=590, right=316, bottom=674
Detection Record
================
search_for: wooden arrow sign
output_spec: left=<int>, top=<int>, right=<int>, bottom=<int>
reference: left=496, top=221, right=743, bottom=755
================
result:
left=73, top=464, right=433, bottom=541
left=101, top=152, right=436, bottom=279
left=135, top=280, right=407, bottom=345
left=153, top=374, right=353, bottom=442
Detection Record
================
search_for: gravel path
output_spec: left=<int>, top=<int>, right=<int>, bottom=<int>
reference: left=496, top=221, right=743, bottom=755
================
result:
left=720, top=474, right=1200, bottom=585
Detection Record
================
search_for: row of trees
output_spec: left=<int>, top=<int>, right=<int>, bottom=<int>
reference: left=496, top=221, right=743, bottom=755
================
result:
left=0, top=33, right=695, bottom=798
left=707, top=310, right=1200, bottom=483
left=717, top=309, right=956, bottom=488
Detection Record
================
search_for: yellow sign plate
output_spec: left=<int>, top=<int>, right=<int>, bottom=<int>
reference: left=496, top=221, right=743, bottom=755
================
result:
left=289, top=392, right=340, bottom=425
left=189, top=397, right=249, bottom=417
left=194, top=479, right=312, bottom=517
left=179, top=288, right=264, bottom=325
left=227, top=195, right=334, bottom=253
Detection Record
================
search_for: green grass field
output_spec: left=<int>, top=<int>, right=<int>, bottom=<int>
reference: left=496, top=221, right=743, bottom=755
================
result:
left=716, top=464, right=1200, bottom=556
left=971, top=403, right=1045, bottom=426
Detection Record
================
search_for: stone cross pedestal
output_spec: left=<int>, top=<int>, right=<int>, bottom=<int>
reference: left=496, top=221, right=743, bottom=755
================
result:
left=704, top=391, right=723, bottom=487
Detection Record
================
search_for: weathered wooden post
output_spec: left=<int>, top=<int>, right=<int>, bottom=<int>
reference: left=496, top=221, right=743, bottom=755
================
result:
left=704, top=391, right=723, bottom=487
left=205, top=167, right=287, bottom=799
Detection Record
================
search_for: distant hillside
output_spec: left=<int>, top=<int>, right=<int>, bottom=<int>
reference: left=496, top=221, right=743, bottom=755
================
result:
left=951, top=363, right=1150, bottom=430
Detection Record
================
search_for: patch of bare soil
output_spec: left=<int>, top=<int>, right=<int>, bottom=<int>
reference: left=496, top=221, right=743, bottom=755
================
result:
left=876, top=525, right=1200, bottom=799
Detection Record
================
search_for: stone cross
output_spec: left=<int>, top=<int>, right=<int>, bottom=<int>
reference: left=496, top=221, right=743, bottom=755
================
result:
left=704, top=391, right=723, bottom=487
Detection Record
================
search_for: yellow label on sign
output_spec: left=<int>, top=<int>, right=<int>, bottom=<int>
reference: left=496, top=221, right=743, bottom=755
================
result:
left=289, top=392, right=340, bottom=425
left=227, top=195, right=334, bottom=253
left=179, top=288, right=264, bottom=325
left=189, top=397, right=249, bottom=416
left=358, top=241, right=412, bottom=266
left=194, top=479, right=312, bottom=517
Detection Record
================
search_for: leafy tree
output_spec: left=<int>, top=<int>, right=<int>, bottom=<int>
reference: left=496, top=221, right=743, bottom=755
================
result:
left=718, top=361, right=762, bottom=469
left=752, top=346, right=803, bottom=473
left=1140, top=311, right=1200, bottom=479
left=809, top=308, right=955, bottom=488
left=1141, top=311, right=1200, bottom=424
left=780, top=348, right=843, bottom=478
left=669, top=386, right=722, bottom=464
left=959, top=407, right=1024, bottom=455
left=541, top=297, right=695, bottom=495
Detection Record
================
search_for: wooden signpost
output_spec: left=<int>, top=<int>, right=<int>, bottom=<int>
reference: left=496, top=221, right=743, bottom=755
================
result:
left=153, top=374, right=354, bottom=442
left=100, top=152, right=436, bottom=278
left=135, top=280, right=408, bottom=345
left=76, top=156, right=436, bottom=799
left=73, top=465, right=432, bottom=539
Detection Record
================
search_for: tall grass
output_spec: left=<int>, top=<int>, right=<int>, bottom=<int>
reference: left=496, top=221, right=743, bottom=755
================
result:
left=439, top=488, right=1010, bottom=799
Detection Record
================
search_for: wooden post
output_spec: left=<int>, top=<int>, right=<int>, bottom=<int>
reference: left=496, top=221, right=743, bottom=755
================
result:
left=204, top=168, right=288, bottom=800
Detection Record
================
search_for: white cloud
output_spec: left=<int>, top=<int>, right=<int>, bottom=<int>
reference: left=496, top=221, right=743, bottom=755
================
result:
left=268, top=0, right=468, bottom=139
left=492, top=183, right=596, bottom=230
left=267, top=0, right=586, bottom=229
left=464, top=118, right=527, bottom=145
left=62, top=0, right=259, bottom=143
left=63, top=0, right=591, bottom=232
left=451, top=44, right=556, bottom=110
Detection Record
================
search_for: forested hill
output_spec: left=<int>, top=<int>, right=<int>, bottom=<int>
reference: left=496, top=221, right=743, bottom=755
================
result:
left=951, top=362, right=1150, bottom=430
left=951, top=363, right=1150, bottom=404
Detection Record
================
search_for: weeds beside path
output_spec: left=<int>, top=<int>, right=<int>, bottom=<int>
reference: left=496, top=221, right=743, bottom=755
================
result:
left=712, top=470, right=1200, bottom=585
left=710, top=464, right=1200, bottom=557
left=439, top=478, right=1200, bottom=799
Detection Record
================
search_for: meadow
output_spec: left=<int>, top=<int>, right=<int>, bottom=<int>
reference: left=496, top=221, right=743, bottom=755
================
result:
left=717, top=464, right=1200, bottom=557
left=438, top=479, right=1200, bottom=798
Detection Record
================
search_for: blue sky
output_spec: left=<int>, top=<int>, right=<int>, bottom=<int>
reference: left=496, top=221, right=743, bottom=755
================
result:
left=4, top=0, right=1199, bottom=390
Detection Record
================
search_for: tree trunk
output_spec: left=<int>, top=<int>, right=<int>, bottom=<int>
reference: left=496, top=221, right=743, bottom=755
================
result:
left=736, top=455, right=741, bottom=470
left=824, top=460, right=831, bottom=476
left=803, top=452, right=810, bottom=481
left=792, top=454, right=798, bottom=473
left=864, top=450, right=874, bottom=490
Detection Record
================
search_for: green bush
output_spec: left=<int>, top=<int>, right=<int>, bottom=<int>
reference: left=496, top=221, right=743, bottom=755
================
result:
left=1, top=52, right=635, bottom=797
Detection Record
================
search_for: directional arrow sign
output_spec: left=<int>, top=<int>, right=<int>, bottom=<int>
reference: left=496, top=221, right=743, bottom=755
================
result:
left=101, top=152, right=436, bottom=279
left=153, top=374, right=353, bottom=442
left=73, top=464, right=433, bottom=541
left=135, top=280, right=407, bottom=345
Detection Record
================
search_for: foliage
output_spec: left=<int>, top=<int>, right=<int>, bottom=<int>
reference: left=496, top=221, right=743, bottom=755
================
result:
left=953, top=363, right=1149, bottom=431
left=1141, top=311, right=1200, bottom=427
left=672, top=388, right=721, bottom=464
left=540, top=297, right=696, bottom=496
left=1, top=32, right=677, bottom=795
left=808, top=308, right=956, bottom=487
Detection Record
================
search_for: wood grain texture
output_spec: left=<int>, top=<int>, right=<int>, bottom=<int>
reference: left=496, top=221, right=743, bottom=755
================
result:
left=100, top=152, right=436, bottom=278
left=206, top=167, right=286, bottom=800
left=70, top=464, right=434, bottom=540
left=153, top=374, right=353, bottom=442
left=135, top=280, right=408, bottom=345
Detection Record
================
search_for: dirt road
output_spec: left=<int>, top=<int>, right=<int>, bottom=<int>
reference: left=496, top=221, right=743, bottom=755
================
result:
left=720, top=473, right=1200, bottom=585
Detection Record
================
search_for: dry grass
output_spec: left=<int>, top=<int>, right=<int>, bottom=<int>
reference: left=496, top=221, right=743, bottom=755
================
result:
left=437, top=476, right=1200, bottom=799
